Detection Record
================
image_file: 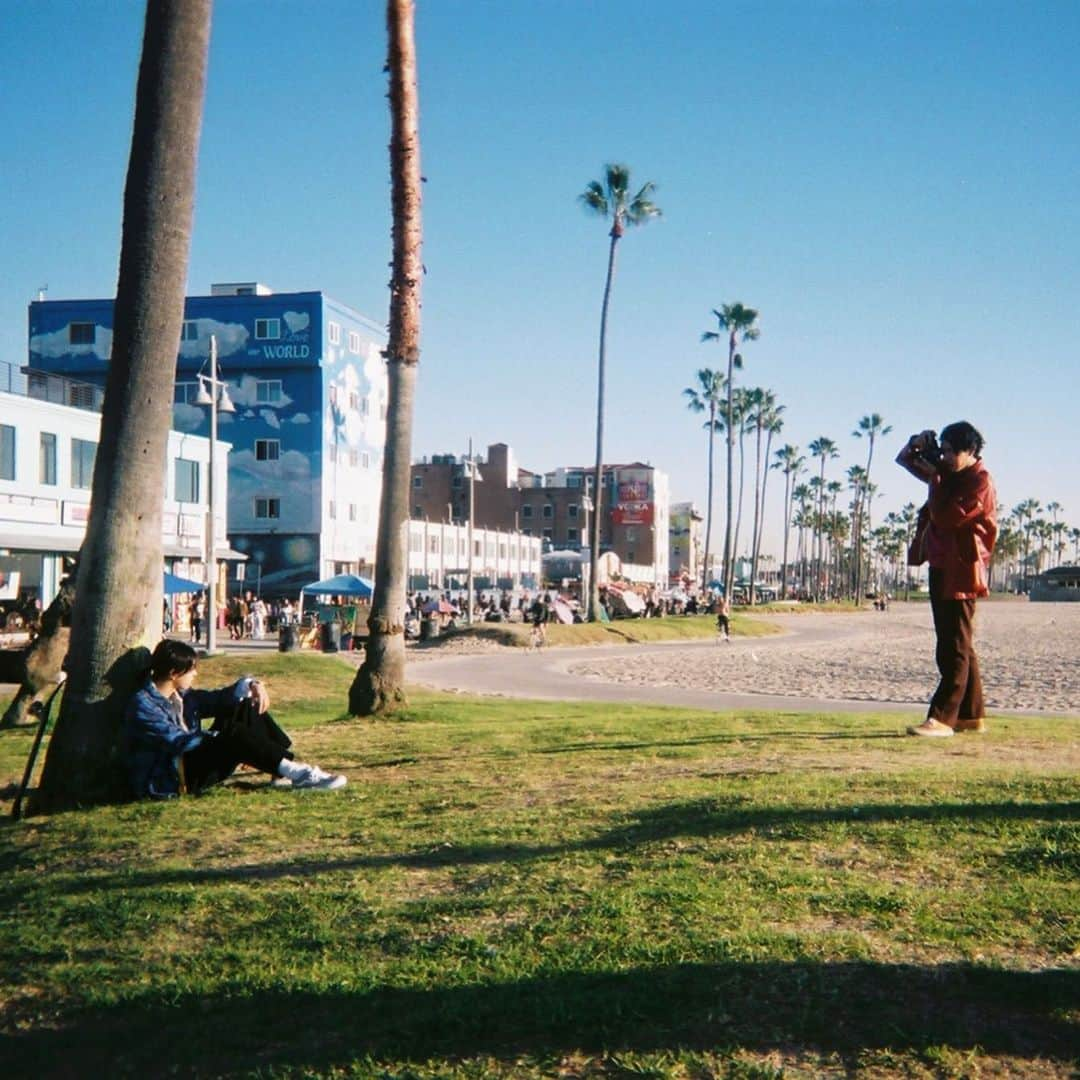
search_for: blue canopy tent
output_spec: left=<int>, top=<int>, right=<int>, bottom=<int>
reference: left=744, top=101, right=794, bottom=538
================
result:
left=163, top=571, right=206, bottom=595
left=300, top=573, right=373, bottom=599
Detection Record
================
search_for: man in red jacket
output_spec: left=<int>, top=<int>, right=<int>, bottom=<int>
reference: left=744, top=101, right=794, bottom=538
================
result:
left=897, top=421, right=998, bottom=737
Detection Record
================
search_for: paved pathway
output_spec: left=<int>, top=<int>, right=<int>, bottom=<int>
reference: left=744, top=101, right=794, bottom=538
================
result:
left=405, top=616, right=929, bottom=715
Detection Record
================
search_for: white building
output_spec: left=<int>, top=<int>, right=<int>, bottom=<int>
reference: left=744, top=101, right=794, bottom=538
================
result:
left=407, top=519, right=541, bottom=592
left=0, top=363, right=229, bottom=608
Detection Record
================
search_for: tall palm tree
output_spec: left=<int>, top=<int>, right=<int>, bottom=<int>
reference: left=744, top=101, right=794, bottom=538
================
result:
left=702, top=303, right=759, bottom=602
left=852, top=413, right=892, bottom=603
left=33, top=0, right=213, bottom=812
left=683, top=368, right=725, bottom=591
left=792, top=481, right=813, bottom=594
left=774, top=443, right=804, bottom=599
left=731, top=386, right=753, bottom=576
left=580, top=164, right=660, bottom=620
left=1045, top=501, right=1062, bottom=566
left=808, top=436, right=838, bottom=600
left=748, top=389, right=784, bottom=602
left=350, top=0, right=423, bottom=715
left=1069, top=526, right=1080, bottom=565
left=1013, top=498, right=1041, bottom=590
left=846, top=464, right=868, bottom=599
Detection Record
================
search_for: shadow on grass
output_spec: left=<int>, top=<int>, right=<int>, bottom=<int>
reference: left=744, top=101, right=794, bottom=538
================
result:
left=3, top=798, right=1076, bottom=891
left=2, top=959, right=1075, bottom=1074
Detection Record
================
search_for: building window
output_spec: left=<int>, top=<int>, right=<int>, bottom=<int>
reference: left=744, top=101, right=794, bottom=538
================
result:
left=255, top=439, right=280, bottom=462
left=414, top=506, right=422, bottom=517
left=329, top=501, right=337, bottom=520
left=360, top=398, right=370, bottom=416
left=627, top=550, right=635, bottom=562
left=567, top=475, right=582, bottom=488
left=40, top=432, right=57, bottom=485
left=348, top=331, right=361, bottom=353
left=174, top=382, right=200, bottom=404
left=348, top=449, right=359, bottom=467
left=181, top=320, right=199, bottom=342
left=69, top=323, right=95, bottom=345
left=568, top=503, right=579, bottom=519
left=254, top=497, right=280, bottom=519
left=256, top=380, right=283, bottom=404
left=254, top=318, right=280, bottom=340
left=522, top=528, right=532, bottom=536
left=0, top=425, right=14, bottom=481
left=542, top=528, right=553, bottom=541
left=348, top=391, right=360, bottom=410
left=328, top=321, right=341, bottom=345
left=452, top=475, right=463, bottom=489
left=567, top=528, right=579, bottom=543
left=626, top=529, right=636, bottom=542
left=413, top=475, right=422, bottom=488
left=174, top=458, right=200, bottom=503
left=522, top=504, right=533, bottom=519
left=361, top=451, right=370, bottom=469
left=71, top=437, right=97, bottom=489
left=429, top=537, right=439, bottom=554
left=542, top=503, right=553, bottom=519
left=349, top=503, right=357, bottom=522
left=328, top=444, right=338, bottom=464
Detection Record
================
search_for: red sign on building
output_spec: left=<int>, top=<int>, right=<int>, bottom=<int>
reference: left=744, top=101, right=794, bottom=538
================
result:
left=612, top=480, right=653, bottom=525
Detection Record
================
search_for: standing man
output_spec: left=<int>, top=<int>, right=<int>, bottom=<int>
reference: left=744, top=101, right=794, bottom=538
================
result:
left=896, top=421, right=998, bottom=737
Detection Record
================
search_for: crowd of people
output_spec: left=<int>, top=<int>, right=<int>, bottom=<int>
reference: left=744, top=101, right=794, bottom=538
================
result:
left=178, top=593, right=299, bottom=646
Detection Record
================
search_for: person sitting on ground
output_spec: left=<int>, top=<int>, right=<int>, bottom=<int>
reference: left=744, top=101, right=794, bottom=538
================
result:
left=124, top=639, right=346, bottom=798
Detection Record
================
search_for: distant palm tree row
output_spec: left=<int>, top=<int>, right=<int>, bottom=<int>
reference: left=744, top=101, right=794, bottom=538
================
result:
left=685, top=348, right=1080, bottom=601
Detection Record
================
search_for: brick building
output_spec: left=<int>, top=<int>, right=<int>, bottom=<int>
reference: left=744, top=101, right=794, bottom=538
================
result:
left=411, top=443, right=670, bottom=584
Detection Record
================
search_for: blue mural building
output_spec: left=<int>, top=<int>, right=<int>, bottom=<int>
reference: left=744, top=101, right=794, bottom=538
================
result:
left=28, top=283, right=388, bottom=596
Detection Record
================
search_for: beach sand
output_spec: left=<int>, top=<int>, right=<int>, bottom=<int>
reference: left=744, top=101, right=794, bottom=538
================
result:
left=567, top=600, right=1080, bottom=714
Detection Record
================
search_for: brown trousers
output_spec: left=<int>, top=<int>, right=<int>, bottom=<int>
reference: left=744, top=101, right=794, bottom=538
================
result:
left=927, top=568, right=985, bottom=725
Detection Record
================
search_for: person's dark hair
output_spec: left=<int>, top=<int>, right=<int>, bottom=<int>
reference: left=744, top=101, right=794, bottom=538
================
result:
left=939, top=421, right=984, bottom=459
left=150, top=639, right=198, bottom=681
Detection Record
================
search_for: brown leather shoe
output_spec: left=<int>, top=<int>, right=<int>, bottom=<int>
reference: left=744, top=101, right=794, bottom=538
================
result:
left=953, top=717, right=987, bottom=733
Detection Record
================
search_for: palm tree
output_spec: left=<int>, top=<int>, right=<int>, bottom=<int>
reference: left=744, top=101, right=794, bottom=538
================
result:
left=731, top=386, right=753, bottom=576
left=580, top=164, right=660, bottom=620
left=748, top=389, right=784, bottom=602
left=32, top=0, right=213, bottom=812
left=852, top=413, right=892, bottom=603
left=845, top=464, right=868, bottom=599
left=774, top=444, right=804, bottom=599
left=792, top=481, right=813, bottom=594
left=702, top=303, right=759, bottom=602
left=1013, top=499, right=1041, bottom=590
left=350, top=0, right=423, bottom=715
left=808, top=436, right=838, bottom=600
left=1045, top=501, right=1063, bottom=567
left=683, top=368, right=725, bottom=592
left=1069, top=526, right=1080, bottom=565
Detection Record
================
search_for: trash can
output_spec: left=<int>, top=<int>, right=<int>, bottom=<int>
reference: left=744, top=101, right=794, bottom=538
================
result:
left=320, top=620, right=342, bottom=653
left=420, top=616, right=439, bottom=641
left=278, top=623, right=300, bottom=652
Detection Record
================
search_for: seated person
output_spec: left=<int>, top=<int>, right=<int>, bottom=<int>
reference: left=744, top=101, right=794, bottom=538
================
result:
left=124, top=639, right=346, bottom=799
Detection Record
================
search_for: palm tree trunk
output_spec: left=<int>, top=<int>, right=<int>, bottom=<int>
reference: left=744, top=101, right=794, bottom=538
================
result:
left=32, top=0, right=211, bottom=813
left=722, top=334, right=736, bottom=601
left=733, top=423, right=747, bottom=583
left=780, top=472, right=792, bottom=599
left=588, top=228, right=620, bottom=621
left=350, top=0, right=422, bottom=714
left=701, top=402, right=715, bottom=592
left=751, top=424, right=776, bottom=602
left=748, top=421, right=764, bottom=603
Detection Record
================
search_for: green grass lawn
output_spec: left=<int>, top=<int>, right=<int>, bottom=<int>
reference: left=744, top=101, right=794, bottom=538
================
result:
left=430, top=613, right=781, bottom=649
left=0, top=653, right=1076, bottom=1078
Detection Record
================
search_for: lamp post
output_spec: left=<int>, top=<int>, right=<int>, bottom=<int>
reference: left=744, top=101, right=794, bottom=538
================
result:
left=195, top=334, right=234, bottom=653
left=580, top=494, right=594, bottom=604
left=464, top=439, right=483, bottom=624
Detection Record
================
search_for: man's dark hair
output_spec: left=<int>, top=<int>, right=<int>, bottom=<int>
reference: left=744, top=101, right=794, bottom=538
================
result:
left=939, top=421, right=985, bottom=459
left=149, top=639, right=198, bottom=681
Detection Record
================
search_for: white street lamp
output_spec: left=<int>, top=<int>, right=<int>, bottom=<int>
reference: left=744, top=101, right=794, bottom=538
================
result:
left=194, top=334, right=234, bottom=653
left=580, top=494, right=594, bottom=602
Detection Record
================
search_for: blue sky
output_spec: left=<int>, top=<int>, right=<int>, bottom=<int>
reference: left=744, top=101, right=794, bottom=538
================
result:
left=4, top=1, right=1079, bottom=554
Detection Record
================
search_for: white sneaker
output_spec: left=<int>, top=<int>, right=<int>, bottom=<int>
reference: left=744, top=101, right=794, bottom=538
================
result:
left=292, top=765, right=347, bottom=790
left=906, top=718, right=955, bottom=737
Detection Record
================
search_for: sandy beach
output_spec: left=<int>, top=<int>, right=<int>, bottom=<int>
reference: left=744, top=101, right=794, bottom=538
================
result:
left=567, top=600, right=1080, bottom=714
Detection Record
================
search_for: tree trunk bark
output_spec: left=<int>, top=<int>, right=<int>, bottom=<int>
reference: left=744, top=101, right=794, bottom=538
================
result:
left=588, top=230, right=619, bottom=622
left=0, top=575, right=75, bottom=729
left=701, top=401, right=715, bottom=592
left=349, top=0, right=422, bottom=715
left=722, top=335, right=736, bottom=602
left=31, top=0, right=212, bottom=813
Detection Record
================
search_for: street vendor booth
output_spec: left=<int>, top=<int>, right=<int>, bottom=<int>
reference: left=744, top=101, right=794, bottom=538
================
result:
left=295, top=574, right=374, bottom=652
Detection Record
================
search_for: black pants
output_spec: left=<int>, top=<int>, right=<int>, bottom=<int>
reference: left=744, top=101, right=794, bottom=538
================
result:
left=927, top=568, right=985, bottom=725
left=181, top=707, right=292, bottom=793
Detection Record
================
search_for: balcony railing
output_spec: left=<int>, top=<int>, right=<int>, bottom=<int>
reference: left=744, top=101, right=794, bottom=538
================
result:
left=0, top=361, right=104, bottom=413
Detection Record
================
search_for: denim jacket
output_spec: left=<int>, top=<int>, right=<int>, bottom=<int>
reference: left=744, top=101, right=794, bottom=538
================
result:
left=123, top=677, right=256, bottom=799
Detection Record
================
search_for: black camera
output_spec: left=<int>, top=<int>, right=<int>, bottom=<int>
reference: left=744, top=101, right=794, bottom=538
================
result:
left=911, top=431, right=942, bottom=466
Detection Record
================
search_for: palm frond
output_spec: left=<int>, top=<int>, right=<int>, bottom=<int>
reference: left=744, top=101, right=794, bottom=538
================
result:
left=579, top=180, right=608, bottom=216
left=604, top=163, right=631, bottom=203
left=701, top=331, right=720, bottom=343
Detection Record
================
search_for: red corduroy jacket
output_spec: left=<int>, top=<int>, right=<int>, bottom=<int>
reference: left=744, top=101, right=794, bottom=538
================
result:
left=909, top=460, right=998, bottom=599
